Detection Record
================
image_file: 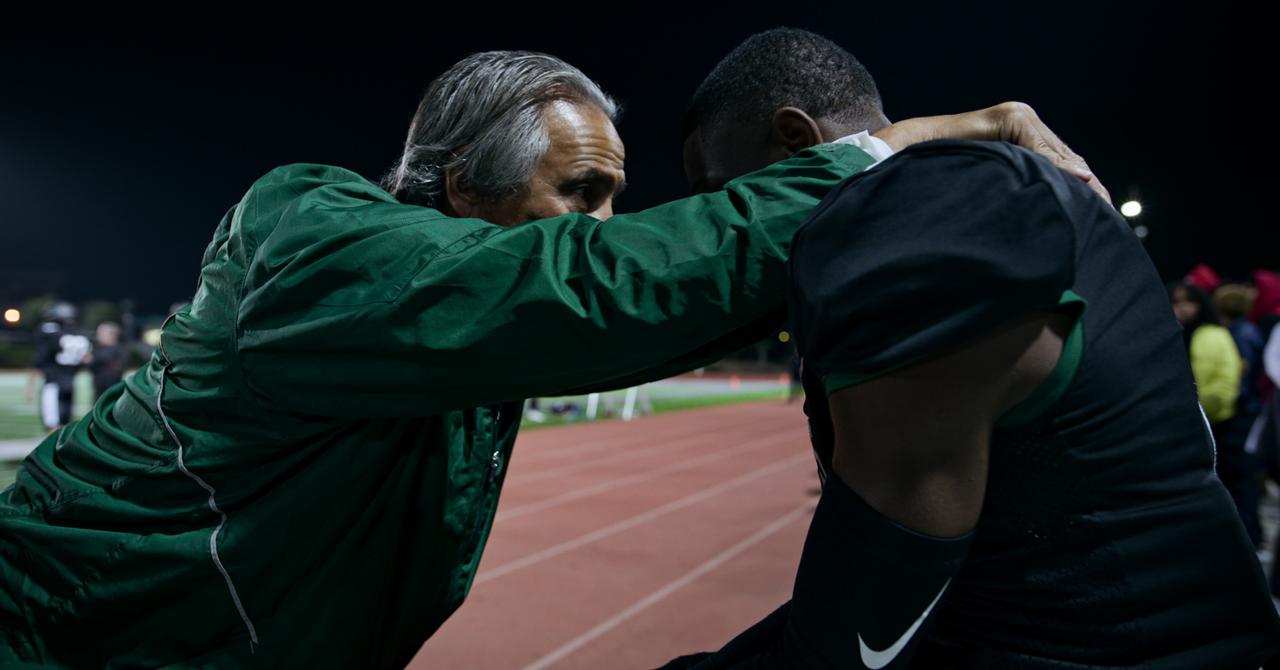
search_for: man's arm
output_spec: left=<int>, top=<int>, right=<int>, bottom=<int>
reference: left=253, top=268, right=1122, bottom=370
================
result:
left=685, top=314, right=1067, bottom=670
left=876, top=101, right=1111, bottom=204
left=829, top=312, right=1070, bottom=536
left=235, top=144, right=876, bottom=417
left=236, top=111, right=1096, bottom=418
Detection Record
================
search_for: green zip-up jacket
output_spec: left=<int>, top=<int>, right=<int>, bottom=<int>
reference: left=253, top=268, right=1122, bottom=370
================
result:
left=0, top=143, right=873, bottom=668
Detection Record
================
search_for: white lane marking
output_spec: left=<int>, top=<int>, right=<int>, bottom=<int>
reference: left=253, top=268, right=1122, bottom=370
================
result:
left=520, top=501, right=813, bottom=670
left=476, top=453, right=810, bottom=584
left=516, top=431, right=742, bottom=484
left=496, top=431, right=795, bottom=523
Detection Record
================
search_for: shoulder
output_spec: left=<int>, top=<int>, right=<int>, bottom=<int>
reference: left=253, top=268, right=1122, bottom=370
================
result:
left=885, top=139, right=1075, bottom=186
left=805, top=140, right=1091, bottom=230
left=244, top=163, right=397, bottom=210
left=792, top=139, right=1081, bottom=275
left=1236, top=320, right=1265, bottom=345
left=240, top=163, right=454, bottom=252
left=251, top=163, right=371, bottom=188
left=787, top=141, right=1083, bottom=386
left=1193, top=325, right=1240, bottom=352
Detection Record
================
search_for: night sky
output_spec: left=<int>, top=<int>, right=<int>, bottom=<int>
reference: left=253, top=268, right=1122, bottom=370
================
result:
left=0, top=5, right=1268, bottom=314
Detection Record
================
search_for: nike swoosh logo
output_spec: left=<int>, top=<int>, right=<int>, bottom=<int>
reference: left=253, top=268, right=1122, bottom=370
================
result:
left=857, top=578, right=951, bottom=669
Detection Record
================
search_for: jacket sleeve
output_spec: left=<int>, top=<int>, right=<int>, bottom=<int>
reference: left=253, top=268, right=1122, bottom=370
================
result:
left=235, top=144, right=875, bottom=417
left=1190, top=325, right=1242, bottom=422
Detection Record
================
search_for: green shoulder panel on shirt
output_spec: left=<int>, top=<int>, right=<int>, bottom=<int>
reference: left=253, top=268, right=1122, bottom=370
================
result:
left=995, top=290, right=1086, bottom=427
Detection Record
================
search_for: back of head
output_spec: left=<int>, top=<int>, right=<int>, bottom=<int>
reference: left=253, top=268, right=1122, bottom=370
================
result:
left=384, top=51, right=618, bottom=210
left=42, top=301, right=77, bottom=328
left=1213, top=284, right=1255, bottom=322
left=685, top=28, right=884, bottom=143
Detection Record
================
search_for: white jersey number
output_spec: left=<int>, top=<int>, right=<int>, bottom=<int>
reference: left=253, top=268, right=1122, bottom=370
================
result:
left=55, top=334, right=91, bottom=366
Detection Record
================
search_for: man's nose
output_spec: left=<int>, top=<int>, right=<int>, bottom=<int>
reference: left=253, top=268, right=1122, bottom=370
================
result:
left=589, top=199, right=614, bottom=222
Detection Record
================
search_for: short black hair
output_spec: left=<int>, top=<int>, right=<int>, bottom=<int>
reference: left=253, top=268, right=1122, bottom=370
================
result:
left=685, top=28, right=883, bottom=139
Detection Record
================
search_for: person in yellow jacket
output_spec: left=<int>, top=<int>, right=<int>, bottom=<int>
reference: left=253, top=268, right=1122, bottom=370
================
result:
left=1171, top=281, right=1242, bottom=423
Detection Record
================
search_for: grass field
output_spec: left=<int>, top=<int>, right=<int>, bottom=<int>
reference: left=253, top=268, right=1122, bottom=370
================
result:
left=0, top=371, right=95, bottom=490
left=0, top=371, right=94, bottom=441
left=0, top=372, right=791, bottom=490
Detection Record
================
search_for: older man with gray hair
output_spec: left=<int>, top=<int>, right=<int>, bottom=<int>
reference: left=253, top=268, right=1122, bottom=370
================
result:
left=384, top=51, right=625, bottom=225
left=0, top=49, right=1097, bottom=668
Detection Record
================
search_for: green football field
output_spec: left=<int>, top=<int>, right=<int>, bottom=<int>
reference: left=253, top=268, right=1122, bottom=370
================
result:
left=0, top=371, right=95, bottom=490
left=0, top=371, right=95, bottom=440
left=0, top=371, right=790, bottom=490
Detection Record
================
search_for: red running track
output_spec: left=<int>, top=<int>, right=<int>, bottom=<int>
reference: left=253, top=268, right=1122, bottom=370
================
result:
left=409, top=400, right=821, bottom=670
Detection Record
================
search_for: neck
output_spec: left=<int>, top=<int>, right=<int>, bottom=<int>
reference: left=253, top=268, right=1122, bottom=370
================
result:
left=816, top=112, right=891, bottom=141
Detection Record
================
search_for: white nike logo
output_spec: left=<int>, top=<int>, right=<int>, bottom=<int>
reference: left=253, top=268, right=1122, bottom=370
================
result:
left=857, top=578, right=951, bottom=669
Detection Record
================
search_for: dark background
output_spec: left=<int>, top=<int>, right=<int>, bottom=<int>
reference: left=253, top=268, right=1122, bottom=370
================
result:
left=0, top=4, right=1268, bottom=314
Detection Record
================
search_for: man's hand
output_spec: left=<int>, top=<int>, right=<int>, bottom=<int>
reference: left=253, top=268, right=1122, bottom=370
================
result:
left=875, top=102, right=1111, bottom=204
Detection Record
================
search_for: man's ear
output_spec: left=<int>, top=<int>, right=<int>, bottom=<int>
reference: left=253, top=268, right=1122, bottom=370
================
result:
left=771, top=107, right=825, bottom=158
left=444, top=169, right=480, bottom=218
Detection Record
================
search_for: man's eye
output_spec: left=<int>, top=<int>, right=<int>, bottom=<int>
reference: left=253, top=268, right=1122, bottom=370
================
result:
left=568, top=184, right=599, bottom=207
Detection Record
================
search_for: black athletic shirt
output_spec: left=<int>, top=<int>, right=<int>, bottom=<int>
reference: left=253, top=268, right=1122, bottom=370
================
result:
left=788, top=140, right=1280, bottom=668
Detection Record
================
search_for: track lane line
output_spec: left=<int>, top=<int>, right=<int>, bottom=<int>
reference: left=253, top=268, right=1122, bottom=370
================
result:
left=513, top=403, right=785, bottom=465
left=513, top=424, right=782, bottom=485
left=475, top=453, right=811, bottom=584
left=496, top=431, right=797, bottom=523
left=518, top=500, right=813, bottom=670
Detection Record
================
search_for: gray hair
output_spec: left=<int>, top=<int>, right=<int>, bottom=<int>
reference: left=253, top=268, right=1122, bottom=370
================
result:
left=382, top=51, right=619, bottom=209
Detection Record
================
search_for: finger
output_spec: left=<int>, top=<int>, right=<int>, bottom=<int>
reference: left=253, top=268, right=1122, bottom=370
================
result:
left=1050, top=140, right=1094, bottom=181
left=1086, top=176, right=1113, bottom=205
left=1005, top=105, right=1095, bottom=180
left=1029, top=136, right=1094, bottom=181
left=1031, top=131, right=1094, bottom=181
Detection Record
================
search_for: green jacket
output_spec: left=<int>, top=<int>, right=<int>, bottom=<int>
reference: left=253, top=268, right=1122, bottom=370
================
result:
left=0, top=143, right=873, bottom=668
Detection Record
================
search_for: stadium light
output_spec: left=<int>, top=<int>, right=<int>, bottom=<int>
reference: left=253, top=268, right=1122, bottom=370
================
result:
left=1120, top=200, right=1142, bottom=218
left=3, top=309, right=18, bottom=324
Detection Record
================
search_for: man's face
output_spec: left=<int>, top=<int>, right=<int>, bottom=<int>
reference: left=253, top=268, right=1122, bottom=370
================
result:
left=475, top=99, right=626, bottom=226
left=682, top=124, right=776, bottom=195
left=95, top=323, right=119, bottom=346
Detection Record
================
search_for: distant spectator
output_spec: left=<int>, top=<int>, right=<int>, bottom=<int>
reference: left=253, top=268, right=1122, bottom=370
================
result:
left=1249, top=269, right=1280, bottom=324
left=90, top=321, right=126, bottom=400
left=1171, top=281, right=1241, bottom=423
left=1213, top=284, right=1266, bottom=548
left=1215, top=285, right=1265, bottom=415
left=26, top=302, right=91, bottom=431
left=1185, top=262, right=1222, bottom=296
left=525, top=398, right=547, bottom=423
left=1258, top=322, right=1280, bottom=594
